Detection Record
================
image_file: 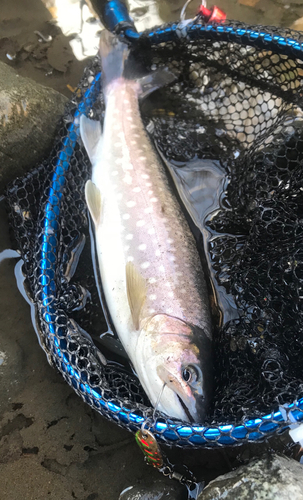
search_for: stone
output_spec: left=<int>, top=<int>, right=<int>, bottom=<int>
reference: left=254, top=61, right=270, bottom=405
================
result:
left=290, top=16, right=303, bottom=30
left=0, top=60, right=68, bottom=193
left=198, top=454, right=303, bottom=499
left=119, top=480, right=186, bottom=500
left=238, top=0, right=261, bottom=6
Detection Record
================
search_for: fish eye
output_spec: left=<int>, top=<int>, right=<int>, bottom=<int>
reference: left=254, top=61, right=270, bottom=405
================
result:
left=182, top=365, right=200, bottom=384
left=182, top=368, right=191, bottom=382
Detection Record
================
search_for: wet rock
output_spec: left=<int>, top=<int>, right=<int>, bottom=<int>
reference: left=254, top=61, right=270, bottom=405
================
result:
left=199, top=454, right=303, bottom=499
left=0, top=60, right=67, bottom=193
left=119, top=479, right=186, bottom=500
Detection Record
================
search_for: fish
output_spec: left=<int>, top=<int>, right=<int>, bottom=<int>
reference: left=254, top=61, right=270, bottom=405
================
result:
left=79, top=30, right=213, bottom=423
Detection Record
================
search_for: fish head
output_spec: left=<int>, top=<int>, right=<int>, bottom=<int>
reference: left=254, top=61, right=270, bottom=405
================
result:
left=137, top=314, right=212, bottom=423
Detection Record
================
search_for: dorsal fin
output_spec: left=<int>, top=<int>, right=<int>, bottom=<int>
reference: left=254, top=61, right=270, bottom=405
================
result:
left=126, top=261, right=146, bottom=330
left=85, top=180, right=102, bottom=226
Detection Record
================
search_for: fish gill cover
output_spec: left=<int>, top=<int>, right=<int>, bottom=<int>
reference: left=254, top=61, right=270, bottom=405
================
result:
left=5, top=20, right=303, bottom=447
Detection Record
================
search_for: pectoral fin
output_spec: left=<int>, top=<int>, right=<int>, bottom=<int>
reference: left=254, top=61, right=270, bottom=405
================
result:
left=138, top=68, right=178, bottom=100
left=80, top=114, right=102, bottom=165
left=126, top=262, right=146, bottom=330
left=85, top=180, right=102, bottom=226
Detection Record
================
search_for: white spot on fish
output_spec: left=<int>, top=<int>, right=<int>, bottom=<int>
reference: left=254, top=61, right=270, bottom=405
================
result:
left=141, top=174, right=149, bottom=179
left=159, top=265, right=165, bottom=273
left=155, top=249, right=161, bottom=257
left=137, top=220, right=145, bottom=227
left=127, top=116, right=133, bottom=121
left=181, top=288, right=186, bottom=294
left=148, top=228, right=155, bottom=235
left=121, top=90, right=125, bottom=95
left=167, top=238, right=173, bottom=244
left=151, top=197, right=158, bottom=203
left=127, top=256, right=134, bottom=262
left=169, top=255, right=176, bottom=262
left=133, top=187, right=141, bottom=193
left=134, top=134, right=140, bottom=138
left=149, top=308, right=156, bottom=314
left=124, top=99, right=130, bottom=104
left=126, top=200, right=136, bottom=208
left=168, top=291, right=174, bottom=298
left=167, top=308, right=173, bottom=314
left=130, top=124, right=137, bottom=129
left=149, top=294, right=157, bottom=300
left=131, top=140, right=137, bottom=145
left=149, top=278, right=157, bottom=284
left=126, top=234, right=133, bottom=240
left=139, top=156, right=147, bottom=161
left=144, top=207, right=152, bottom=214
left=138, top=244, right=146, bottom=251
left=176, top=271, right=183, bottom=276
left=123, top=175, right=132, bottom=184
left=148, top=190, right=153, bottom=195
left=123, top=214, right=130, bottom=220
left=141, top=262, right=150, bottom=269
left=145, top=182, right=152, bottom=187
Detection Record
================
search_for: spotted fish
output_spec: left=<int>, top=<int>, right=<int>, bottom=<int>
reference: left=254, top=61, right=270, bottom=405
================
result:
left=80, top=30, right=213, bottom=423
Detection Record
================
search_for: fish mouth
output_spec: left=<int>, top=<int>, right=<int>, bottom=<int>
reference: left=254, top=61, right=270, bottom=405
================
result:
left=177, top=394, right=195, bottom=423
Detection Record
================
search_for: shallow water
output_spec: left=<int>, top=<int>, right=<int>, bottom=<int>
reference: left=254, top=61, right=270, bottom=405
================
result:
left=1, top=1, right=303, bottom=499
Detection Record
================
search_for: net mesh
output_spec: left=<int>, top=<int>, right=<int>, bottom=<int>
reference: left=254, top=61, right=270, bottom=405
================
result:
left=5, top=20, right=303, bottom=448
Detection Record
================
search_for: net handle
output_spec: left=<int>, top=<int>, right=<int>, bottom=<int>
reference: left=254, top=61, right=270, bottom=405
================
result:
left=89, top=0, right=140, bottom=40
left=83, top=1, right=303, bottom=60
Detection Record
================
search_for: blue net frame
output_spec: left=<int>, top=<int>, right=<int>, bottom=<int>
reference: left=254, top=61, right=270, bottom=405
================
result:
left=6, top=20, right=303, bottom=449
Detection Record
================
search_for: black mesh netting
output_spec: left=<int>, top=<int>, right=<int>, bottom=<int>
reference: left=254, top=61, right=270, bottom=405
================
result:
left=5, top=20, right=303, bottom=447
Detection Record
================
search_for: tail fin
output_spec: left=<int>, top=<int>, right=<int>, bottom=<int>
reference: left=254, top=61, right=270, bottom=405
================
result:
left=99, top=30, right=178, bottom=100
left=99, top=30, right=129, bottom=92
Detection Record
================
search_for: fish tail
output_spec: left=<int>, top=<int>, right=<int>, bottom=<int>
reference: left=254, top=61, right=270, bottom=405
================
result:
left=99, top=30, right=129, bottom=92
left=99, top=30, right=177, bottom=100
